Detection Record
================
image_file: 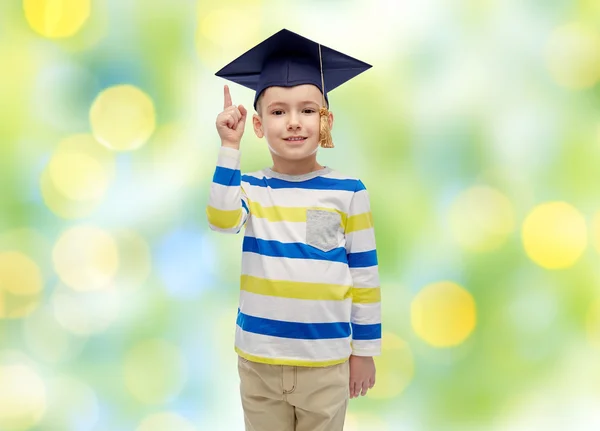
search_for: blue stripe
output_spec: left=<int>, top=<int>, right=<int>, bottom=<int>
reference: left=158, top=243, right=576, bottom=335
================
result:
left=242, top=175, right=364, bottom=192
left=347, top=250, right=378, bottom=268
left=352, top=323, right=381, bottom=340
left=213, top=167, right=241, bottom=186
left=243, top=237, right=347, bottom=263
left=241, top=199, right=249, bottom=214
left=237, top=310, right=351, bottom=340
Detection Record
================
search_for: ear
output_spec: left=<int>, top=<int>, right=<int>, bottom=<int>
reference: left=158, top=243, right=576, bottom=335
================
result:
left=328, top=111, right=334, bottom=131
left=253, top=113, right=264, bottom=138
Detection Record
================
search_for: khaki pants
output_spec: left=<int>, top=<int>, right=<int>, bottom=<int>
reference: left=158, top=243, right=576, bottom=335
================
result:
left=237, top=356, right=349, bottom=431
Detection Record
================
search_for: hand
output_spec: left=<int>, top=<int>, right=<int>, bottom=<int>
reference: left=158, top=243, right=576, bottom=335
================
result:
left=349, top=355, right=376, bottom=399
left=216, top=85, right=248, bottom=149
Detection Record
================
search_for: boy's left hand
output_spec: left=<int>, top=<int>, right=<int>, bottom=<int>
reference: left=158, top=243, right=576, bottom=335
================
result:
left=349, top=355, right=376, bottom=399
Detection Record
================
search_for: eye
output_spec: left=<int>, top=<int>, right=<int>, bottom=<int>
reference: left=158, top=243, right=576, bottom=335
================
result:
left=303, top=109, right=316, bottom=114
left=271, top=110, right=284, bottom=116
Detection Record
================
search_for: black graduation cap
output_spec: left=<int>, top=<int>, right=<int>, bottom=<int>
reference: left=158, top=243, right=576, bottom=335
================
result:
left=215, top=29, right=372, bottom=111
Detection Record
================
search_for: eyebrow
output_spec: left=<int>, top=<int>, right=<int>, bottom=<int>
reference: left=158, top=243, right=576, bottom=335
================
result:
left=266, top=101, right=320, bottom=110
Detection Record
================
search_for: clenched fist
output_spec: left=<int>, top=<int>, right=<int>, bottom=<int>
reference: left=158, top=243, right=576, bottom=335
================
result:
left=216, top=85, right=247, bottom=149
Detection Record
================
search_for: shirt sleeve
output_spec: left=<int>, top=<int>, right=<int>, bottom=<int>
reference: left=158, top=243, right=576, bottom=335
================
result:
left=205, top=147, right=250, bottom=234
left=345, top=180, right=382, bottom=356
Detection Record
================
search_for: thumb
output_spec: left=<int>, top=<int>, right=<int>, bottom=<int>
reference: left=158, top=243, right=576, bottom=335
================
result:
left=236, top=104, right=248, bottom=130
left=238, top=104, right=248, bottom=122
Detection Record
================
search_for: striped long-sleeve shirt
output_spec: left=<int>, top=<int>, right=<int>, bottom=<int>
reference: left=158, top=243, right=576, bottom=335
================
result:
left=206, top=146, right=381, bottom=367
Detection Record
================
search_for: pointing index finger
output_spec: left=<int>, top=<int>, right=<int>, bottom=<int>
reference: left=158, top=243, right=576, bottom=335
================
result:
left=224, top=85, right=232, bottom=109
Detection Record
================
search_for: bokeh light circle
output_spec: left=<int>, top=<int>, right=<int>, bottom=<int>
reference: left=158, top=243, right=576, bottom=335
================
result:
left=546, top=23, right=600, bottom=89
left=40, top=375, right=99, bottom=431
left=0, top=363, right=46, bottom=431
left=0, top=252, right=43, bottom=296
left=522, top=202, right=587, bottom=269
left=23, top=0, right=91, bottom=39
left=52, top=283, right=120, bottom=336
left=411, top=281, right=477, bottom=347
left=90, top=85, right=156, bottom=151
left=23, top=306, right=85, bottom=363
left=368, top=332, right=414, bottom=399
left=0, top=252, right=44, bottom=319
left=48, top=153, right=110, bottom=201
left=41, top=134, right=115, bottom=220
left=136, top=412, right=197, bottom=431
left=449, top=186, right=515, bottom=252
left=123, top=339, right=188, bottom=405
left=52, top=225, right=119, bottom=291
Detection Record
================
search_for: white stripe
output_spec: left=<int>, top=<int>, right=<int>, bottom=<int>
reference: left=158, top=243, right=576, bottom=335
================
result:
left=345, top=228, right=376, bottom=253
left=209, top=183, right=242, bottom=211
left=349, top=266, right=380, bottom=288
left=236, top=329, right=352, bottom=362
left=351, top=339, right=381, bottom=356
left=351, top=302, right=381, bottom=325
left=239, top=291, right=351, bottom=323
left=242, top=183, right=353, bottom=208
left=241, top=252, right=353, bottom=286
left=347, top=189, right=371, bottom=215
left=217, top=147, right=241, bottom=169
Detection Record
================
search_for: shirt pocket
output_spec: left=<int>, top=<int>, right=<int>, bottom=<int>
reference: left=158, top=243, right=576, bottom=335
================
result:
left=305, top=208, right=342, bottom=252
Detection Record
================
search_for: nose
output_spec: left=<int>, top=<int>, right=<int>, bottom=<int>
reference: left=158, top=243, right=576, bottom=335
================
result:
left=286, top=112, right=301, bottom=131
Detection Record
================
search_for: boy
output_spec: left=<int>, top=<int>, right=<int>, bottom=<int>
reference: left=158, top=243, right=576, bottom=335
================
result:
left=206, top=29, right=381, bottom=431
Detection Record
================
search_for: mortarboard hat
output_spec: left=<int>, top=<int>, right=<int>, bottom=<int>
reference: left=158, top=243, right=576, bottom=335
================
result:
left=215, top=29, right=372, bottom=148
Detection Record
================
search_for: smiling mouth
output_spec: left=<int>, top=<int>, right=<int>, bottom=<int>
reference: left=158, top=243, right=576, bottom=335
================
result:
left=284, top=137, right=307, bottom=142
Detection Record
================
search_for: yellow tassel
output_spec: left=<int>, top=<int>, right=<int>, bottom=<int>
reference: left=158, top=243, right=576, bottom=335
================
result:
left=319, top=107, right=334, bottom=148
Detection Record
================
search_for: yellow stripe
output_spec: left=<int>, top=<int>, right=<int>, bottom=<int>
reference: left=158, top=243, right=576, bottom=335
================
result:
left=241, top=275, right=352, bottom=301
left=206, top=206, right=242, bottom=229
left=351, top=287, right=380, bottom=303
left=248, top=202, right=347, bottom=227
left=236, top=347, right=349, bottom=367
left=346, top=212, right=373, bottom=233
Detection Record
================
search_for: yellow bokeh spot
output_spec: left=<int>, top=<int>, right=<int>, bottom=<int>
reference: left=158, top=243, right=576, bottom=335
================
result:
left=522, top=202, right=587, bottom=269
left=52, top=225, right=119, bottom=291
left=90, top=85, right=156, bottom=151
left=546, top=23, right=600, bottom=89
left=136, top=412, right=197, bottom=431
left=124, top=339, right=188, bottom=405
left=411, top=281, right=477, bottom=347
left=368, top=332, right=414, bottom=399
left=0, top=252, right=43, bottom=296
left=587, top=300, right=600, bottom=348
left=48, top=153, right=110, bottom=201
left=23, top=0, right=91, bottom=39
left=449, top=186, right=515, bottom=252
left=0, top=252, right=43, bottom=320
left=41, top=169, right=100, bottom=219
left=0, top=364, right=46, bottom=431
left=195, top=5, right=263, bottom=70
left=41, top=134, right=115, bottom=219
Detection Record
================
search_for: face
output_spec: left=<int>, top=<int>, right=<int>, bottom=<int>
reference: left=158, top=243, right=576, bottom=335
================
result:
left=253, top=84, right=333, bottom=161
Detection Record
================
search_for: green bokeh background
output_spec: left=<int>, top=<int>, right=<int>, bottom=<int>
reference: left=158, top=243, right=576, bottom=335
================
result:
left=2, top=0, right=600, bottom=430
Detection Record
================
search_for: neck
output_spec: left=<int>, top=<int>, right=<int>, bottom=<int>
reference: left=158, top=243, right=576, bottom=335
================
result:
left=270, top=154, right=324, bottom=176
